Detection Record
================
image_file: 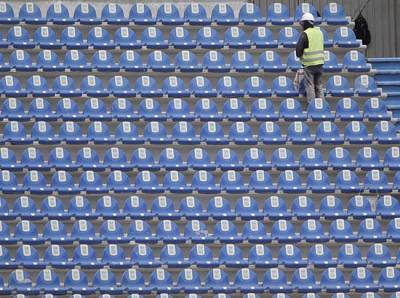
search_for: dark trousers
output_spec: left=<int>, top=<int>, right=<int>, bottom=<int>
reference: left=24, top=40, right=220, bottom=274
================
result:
left=303, top=64, right=324, bottom=101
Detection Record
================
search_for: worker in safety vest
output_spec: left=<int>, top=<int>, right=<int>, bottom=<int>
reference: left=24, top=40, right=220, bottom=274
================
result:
left=296, top=12, right=325, bottom=101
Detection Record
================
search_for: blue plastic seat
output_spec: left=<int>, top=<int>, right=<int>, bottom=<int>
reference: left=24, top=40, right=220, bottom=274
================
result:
left=20, top=147, right=47, bottom=170
left=148, top=50, right=174, bottom=72
left=150, top=196, right=178, bottom=219
left=10, top=50, right=36, bottom=71
left=350, top=267, right=378, bottom=292
left=326, top=75, right=354, bottom=96
left=295, top=3, right=321, bottom=23
left=157, top=220, right=184, bottom=243
left=0, top=53, right=10, bottom=72
left=99, top=219, right=126, bottom=243
left=344, top=121, right=371, bottom=144
left=203, top=50, right=229, bottom=72
left=236, top=197, right=263, bottom=220
left=76, top=147, right=103, bottom=170
left=336, top=170, right=361, bottom=192
left=73, top=244, right=100, bottom=268
left=272, top=76, right=298, bottom=97
left=184, top=221, right=213, bottom=244
left=355, top=75, right=380, bottom=96
left=44, top=244, right=70, bottom=268
left=359, top=217, right=386, bottom=241
left=53, top=75, right=81, bottom=97
left=249, top=170, right=277, bottom=193
left=308, top=244, right=335, bottom=267
left=101, top=4, right=126, bottom=24
left=3, top=121, right=31, bottom=144
left=167, top=98, right=193, bottom=120
left=120, top=269, right=148, bottom=293
left=34, top=26, right=61, bottom=49
left=36, top=267, right=63, bottom=291
left=197, top=27, right=223, bottom=49
left=160, top=244, right=187, bottom=267
left=13, top=195, right=40, bottom=219
left=286, top=51, right=301, bottom=71
left=157, top=4, right=183, bottom=25
left=131, top=148, right=158, bottom=170
left=107, top=170, right=134, bottom=193
left=7, top=26, right=34, bottom=49
left=0, top=2, right=17, bottom=24
left=68, top=195, right=95, bottom=219
left=292, top=268, right=320, bottom=293
left=250, top=99, right=276, bottom=120
left=23, top=170, right=51, bottom=194
left=81, top=75, right=108, bottom=97
left=232, top=51, right=257, bottom=72
left=221, top=170, right=247, bottom=193
left=206, top=196, right=234, bottom=219
left=74, top=3, right=100, bottom=24
left=93, top=50, right=118, bottom=71
left=377, top=195, right=400, bottom=219
left=334, top=27, right=360, bottom=47
left=114, top=28, right=140, bottom=49
left=176, top=50, right=201, bottom=72
left=259, top=122, right=285, bottom=144
left=300, top=148, right=326, bottom=170
left=103, top=148, right=129, bottom=170
left=320, top=268, right=349, bottom=292
left=41, top=196, right=68, bottom=219
left=259, top=51, right=285, bottom=72
left=187, top=149, right=214, bottom=170
left=243, top=148, right=270, bottom=170
left=8, top=270, right=35, bottom=294
left=244, top=76, right=271, bottom=97
left=64, top=49, right=89, bottom=71
left=190, top=76, right=217, bottom=97
left=1, top=98, right=27, bottom=120
left=1, top=75, right=27, bottom=97
left=219, top=244, right=247, bottom=267
left=0, top=148, right=20, bottom=171
left=267, top=3, right=293, bottom=25
left=336, top=98, right=363, bottom=120
left=169, top=27, right=196, bottom=49
left=15, top=244, right=43, bottom=268
left=111, top=98, right=136, bottom=120
left=271, top=148, right=297, bottom=169
left=223, top=98, right=249, bottom=121
left=328, top=147, right=353, bottom=169
left=139, top=98, right=165, bottom=121
left=177, top=269, right=203, bottom=293
left=61, top=27, right=87, bottom=49
left=0, top=220, right=13, bottom=242
left=28, top=98, right=55, bottom=120
left=144, top=121, right=171, bottom=144
left=128, top=221, right=156, bottom=243
left=278, top=27, right=300, bottom=47
left=83, top=98, right=110, bottom=120
left=263, top=268, right=290, bottom=293
left=163, top=76, right=190, bottom=97
left=71, top=220, right=100, bottom=243
left=200, top=122, right=227, bottom=144
left=374, top=121, right=400, bottom=144
left=239, top=3, right=265, bottom=25
left=323, top=3, right=348, bottom=24
left=135, top=170, right=163, bottom=193
left=214, top=220, right=242, bottom=243
left=248, top=244, right=275, bottom=267
left=212, top=3, right=237, bottom=25
left=27, top=75, right=54, bottom=96
left=235, top=268, right=262, bottom=293
left=51, top=170, right=77, bottom=194
left=184, top=4, right=210, bottom=25
left=15, top=220, right=42, bottom=243
left=379, top=267, right=400, bottom=291
left=129, top=4, right=155, bottom=25
left=79, top=170, right=107, bottom=193
left=46, top=3, right=73, bottom=24
left=19, top=3, right=45, bottom=24
left=108, top=76, right=135, bottom=97
left=87, top=121, right=114, bottom=144
left=292, top=196, right=319, bottom=219
left=364, top=97, right=389, bottom=120
left=64, top=269, right=92, bottom=294
left=337, top=243, right=365, bottom=267
left=330, top=220, right=357, bottom=242
left=192, top=171, right=218, bottom=194
left=135, top=76, right=162, bottom=97
left=280, top=98, right=306, bottom=120
left=172, top=121, right=199, bottom=144
left=272, top=220, right=299, bottom=243
left=93, top=268, right=120, bottom=294
left=278, top=244, right=306, bottom=267
left=301, top=219, right=329, bottom=241
left=205, top=269, right=231, bottom=293
left=344, top=51, right=370, bottom=72
left=229, top=122, right=255, bottom=144
left=356, top=147, right=382, bottom=170
left=225, top=27, right=250, bottom=48
left=348, top=195, right=374, bottom=219
left=142, top=27, right=167, bottom=49
left=179, top=197, right=208, bottom=220
left=251, top=26, right=277, bottom=48
left=160, top=148, right=187, bottom=170
left=388, top=217, right=400, bottom=241
left=367, top=243, right=395, bottom=267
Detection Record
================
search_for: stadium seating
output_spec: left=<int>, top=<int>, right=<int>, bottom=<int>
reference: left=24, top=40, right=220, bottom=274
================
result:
left=0, top=1, right=394, bottom=296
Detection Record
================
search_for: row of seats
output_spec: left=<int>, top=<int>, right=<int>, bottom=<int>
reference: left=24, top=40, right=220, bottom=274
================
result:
left=3, top=242, right=400, bottom=269
left=1, top=217, right=400, bottom=244
left=2, top=146, right=399, bottom=172
left=1, top=120, right=397, bottom=145
left=0, top=74, right=380, bottom=98
left=2, top=193, right=400, bottom=221
left=0, top=49, right=370, bottom=73
left=1, top=194, right=399, bottom=220
left=1, top=266, right=400, bottom=295
left=0, top=2, right=349, bottom=25
left=1, top=97, right=388, bottom=122
left=0, top=193, right=396, bottom=222
left=1, top=168, right=400, bottom=194
left=3, top=25, right=360, bottom=50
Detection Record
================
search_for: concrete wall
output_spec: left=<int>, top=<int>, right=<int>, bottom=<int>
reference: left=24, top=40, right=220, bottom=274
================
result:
left=252, top=0, right=400, bottom=58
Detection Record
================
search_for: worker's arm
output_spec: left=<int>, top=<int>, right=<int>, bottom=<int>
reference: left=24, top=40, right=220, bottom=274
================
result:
left=296, top=32, right=309, bottom=58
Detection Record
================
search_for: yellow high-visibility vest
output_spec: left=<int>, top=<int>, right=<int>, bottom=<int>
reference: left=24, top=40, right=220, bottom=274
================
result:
left=302, top=27, right=324, bottom=67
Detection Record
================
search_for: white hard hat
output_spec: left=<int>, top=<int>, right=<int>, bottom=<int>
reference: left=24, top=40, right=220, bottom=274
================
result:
left=301, top=12, right=315, bottom=22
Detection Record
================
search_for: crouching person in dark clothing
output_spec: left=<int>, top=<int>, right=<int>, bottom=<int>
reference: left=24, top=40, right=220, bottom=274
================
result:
left=296, top=12, right=325, bottom=101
